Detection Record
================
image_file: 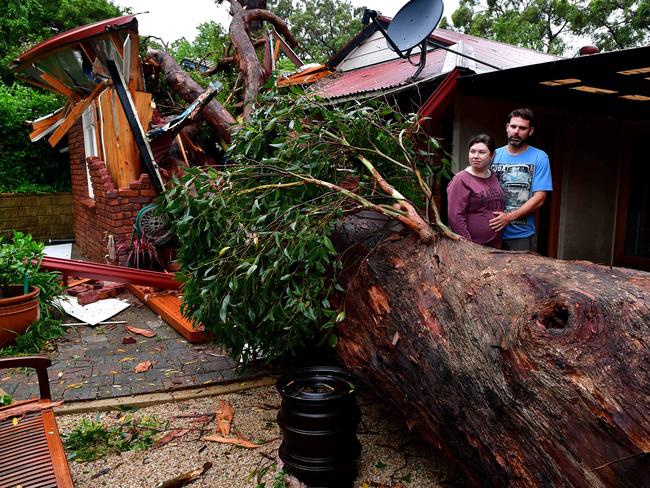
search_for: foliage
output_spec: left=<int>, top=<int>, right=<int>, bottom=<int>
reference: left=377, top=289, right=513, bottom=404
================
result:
left=0, top=394, right=12, bottom=406
left=450, top=0, right=578, bottom=54
left=0, top=231, right=65, bottom=355
left=0, top=231, right=47, bottom=295
left=161, top=89, right=443, bottom=364
left=267, top=0, right=363, bottom=63
left=0, top=316, right=65, bottom=357
left=64, top=413, right=167, bottom=462
left=571, top=0, right=650, bottom=51
left=169, top=21, right=229, bottom=62
left=0, top=84, right=70, bottom=193
left=449, top=0, right=650, bottom=54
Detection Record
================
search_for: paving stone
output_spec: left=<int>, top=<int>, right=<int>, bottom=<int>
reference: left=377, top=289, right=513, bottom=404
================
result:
left=63, top=385, right=98, bottom=402
left=1, top=288, right=266, bottom=403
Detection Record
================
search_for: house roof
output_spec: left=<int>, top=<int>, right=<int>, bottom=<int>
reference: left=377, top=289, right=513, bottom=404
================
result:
left=458, top=44, right=650, bottom=116
left=12, top=15, right=138, bottom=68
left=311, top=21, right=559, bottom=101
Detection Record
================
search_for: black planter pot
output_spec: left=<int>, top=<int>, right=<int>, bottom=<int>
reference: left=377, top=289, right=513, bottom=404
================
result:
left=276, top=366, right=361, bottom=488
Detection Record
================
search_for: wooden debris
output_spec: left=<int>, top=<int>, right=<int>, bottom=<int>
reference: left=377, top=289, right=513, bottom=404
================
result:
left=134, top=360, right=153, bottom=373
left=126, top=326, right=156, bottom=338
left=203, top=435, right=267, bottom=449
left=154, top=461, right=212, bottom=488
left=0, top=401, right=63, bottom=422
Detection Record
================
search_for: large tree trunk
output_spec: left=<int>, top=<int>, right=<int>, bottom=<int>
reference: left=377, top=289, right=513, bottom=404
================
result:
left=145, top=49, right=237, bottom=143
left=334, top=213, right=650, bottom=488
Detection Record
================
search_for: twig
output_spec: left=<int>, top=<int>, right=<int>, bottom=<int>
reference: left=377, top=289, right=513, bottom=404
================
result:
left=592, top=451, right=648, bottom=471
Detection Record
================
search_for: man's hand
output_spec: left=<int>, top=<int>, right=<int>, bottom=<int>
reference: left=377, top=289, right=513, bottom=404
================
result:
left=489, top=211, right=511, bottom=231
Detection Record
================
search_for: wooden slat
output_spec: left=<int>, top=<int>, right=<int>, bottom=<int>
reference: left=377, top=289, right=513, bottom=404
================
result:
left=134, top=91, right=154, bottom=130
left=43, top=408, right=74, bottom=488
left=41, top=73, right=73, bottom=97
left=79, top=41, right=98, bottom=64
left=110, top=32, right=125, bottom=58
left=127, top=285, right=211, bottom=343
left=128, top=34, right=144, bottom=93
left=31, top=109, right=64, bottom=131
left=48, top=81, right=107, bottom=147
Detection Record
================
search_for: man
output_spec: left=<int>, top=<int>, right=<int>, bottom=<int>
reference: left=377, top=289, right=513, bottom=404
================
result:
left=489, top=108, right=552, bottom=251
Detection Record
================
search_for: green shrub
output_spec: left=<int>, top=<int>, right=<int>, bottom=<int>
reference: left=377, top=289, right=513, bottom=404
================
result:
left=0, top=231, right=65, bottom=355
left=0, top=83, right=69, bottom=193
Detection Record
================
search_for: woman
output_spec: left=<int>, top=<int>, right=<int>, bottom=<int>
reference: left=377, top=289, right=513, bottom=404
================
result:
left=447, top=134, right=504, bottom=248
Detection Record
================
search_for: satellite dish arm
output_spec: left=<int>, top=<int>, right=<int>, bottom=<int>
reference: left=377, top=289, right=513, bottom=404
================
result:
left=364, top=9, right=411, bottom=59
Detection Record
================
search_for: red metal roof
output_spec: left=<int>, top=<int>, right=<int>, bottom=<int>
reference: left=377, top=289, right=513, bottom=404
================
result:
left=13, top=15, right=138, bottom=67
left=312, top=27, right=560, bottom=100
left=315, top=49, right=447, bottom=99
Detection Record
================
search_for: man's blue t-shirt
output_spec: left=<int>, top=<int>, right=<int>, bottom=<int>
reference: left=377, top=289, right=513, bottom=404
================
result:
left=492, top=146, right=552, bottom=240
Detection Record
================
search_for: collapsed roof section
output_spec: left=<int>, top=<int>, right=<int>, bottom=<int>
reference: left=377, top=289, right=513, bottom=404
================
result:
left=11, top=15, right=150, bottom=189
left=11, top=15, right=222, bottom=194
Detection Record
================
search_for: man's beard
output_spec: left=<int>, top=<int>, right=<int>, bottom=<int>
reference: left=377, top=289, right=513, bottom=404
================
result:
left=508, top=136, right=527, bottom=147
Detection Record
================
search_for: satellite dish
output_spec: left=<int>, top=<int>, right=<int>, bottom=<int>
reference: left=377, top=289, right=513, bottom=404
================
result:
left=386, top=0, right=444, bottom=53
left=364, top=0, right=444, bottom=79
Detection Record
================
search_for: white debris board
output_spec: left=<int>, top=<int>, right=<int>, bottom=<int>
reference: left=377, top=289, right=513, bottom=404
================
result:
left=55, top=296, right=130, bottom=326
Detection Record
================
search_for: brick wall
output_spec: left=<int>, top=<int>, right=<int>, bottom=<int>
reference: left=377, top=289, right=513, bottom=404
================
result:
left=0, top=193, right=74, bottom=242
left=68, top=122, right=157, bottom=265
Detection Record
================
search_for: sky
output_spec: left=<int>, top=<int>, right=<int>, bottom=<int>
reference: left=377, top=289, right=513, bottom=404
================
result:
left=112, top=0, right=460, bottom=44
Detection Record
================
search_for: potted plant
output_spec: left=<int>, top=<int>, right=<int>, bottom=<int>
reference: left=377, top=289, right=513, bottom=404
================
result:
left=0, top=231, right=59, bottom=347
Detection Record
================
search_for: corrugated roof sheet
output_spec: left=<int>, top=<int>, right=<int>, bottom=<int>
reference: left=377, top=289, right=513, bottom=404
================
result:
left=312, top=27, right=561, bottom=100
left=314, top=49, right=447, bottom=99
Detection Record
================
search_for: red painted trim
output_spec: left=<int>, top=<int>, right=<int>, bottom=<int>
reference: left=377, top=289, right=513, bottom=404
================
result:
left=41, top=256, right=181, bottom=290
left=13, top=15, right=137, bottom=68
left=418, top=68, right=460, bottom=123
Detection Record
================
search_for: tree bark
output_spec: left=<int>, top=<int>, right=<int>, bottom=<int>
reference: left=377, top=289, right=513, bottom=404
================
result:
left=228, top=0, right=298, bottom=119
left=333, top=213, right=650, bottom=488
left=145, top=49, right=237, bottom=143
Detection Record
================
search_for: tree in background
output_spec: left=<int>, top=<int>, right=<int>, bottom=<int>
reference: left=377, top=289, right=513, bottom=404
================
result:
left=449, top=0, right=649, bottom=55
left=571, top=0, right=650, bottom=51
left=267, top=0, right=362, bottom=63
left=449, top=0, right=578, bottom=54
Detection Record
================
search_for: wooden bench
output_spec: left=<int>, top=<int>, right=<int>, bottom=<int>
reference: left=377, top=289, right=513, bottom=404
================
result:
left=0, top=356, right=73, bottom=487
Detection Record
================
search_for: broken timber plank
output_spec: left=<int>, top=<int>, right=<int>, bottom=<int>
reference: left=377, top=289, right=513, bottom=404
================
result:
left=127, top=284, right=211, bottom=343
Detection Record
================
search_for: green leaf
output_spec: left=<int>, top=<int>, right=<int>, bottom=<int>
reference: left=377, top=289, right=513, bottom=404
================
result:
left=220, top=294, right=231, bottom=322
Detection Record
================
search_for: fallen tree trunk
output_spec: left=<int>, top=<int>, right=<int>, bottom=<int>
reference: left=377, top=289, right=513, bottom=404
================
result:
left=145, top=49, right=237, bottom=143
left=334, top=213, right=650, bottom=488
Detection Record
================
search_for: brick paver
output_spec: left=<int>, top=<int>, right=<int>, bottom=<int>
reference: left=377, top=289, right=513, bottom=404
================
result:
left=1, top=290, right=268, bottom=403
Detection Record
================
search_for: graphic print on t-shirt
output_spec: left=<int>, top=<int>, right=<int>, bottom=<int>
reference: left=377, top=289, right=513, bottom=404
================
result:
left=491, top=163, right=534, bottom=226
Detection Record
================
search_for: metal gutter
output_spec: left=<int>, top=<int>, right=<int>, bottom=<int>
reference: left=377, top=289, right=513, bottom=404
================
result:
left=40, top=257, right=181, bottom=290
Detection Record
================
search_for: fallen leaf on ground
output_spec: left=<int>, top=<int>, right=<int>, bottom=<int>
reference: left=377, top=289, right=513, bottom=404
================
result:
left=216, top=399, right=235, bottom=436
left=118, top=357, right=135, bottom=362
left=122, top=336, right=137, bottom=344
left=126, top=326, right=156, bottom=338
left=203, top=435, right=267, bottom=449
left=134, top=360, right=152, bottom=373
left=152, top=429, right=190, bottom=449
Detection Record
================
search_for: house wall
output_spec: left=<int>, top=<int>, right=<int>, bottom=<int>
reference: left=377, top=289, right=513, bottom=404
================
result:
left=0, top=193, right=73, bottom=241
left=555, top=117, right=619, bottom=264
left=337, top=30, right=402, bottom=72
left=68, top=122, right=157, bottom=265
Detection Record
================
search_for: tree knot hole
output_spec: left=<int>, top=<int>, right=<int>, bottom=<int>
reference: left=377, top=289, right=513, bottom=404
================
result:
left=536, top=303, right=570, bottom=330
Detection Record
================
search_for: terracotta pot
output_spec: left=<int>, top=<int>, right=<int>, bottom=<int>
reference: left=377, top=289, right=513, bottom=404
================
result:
left=0, top=286, right=40, bottom=347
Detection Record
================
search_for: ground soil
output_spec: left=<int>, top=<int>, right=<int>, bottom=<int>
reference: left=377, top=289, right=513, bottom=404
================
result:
left=57, top=385, right=464, bottom=488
